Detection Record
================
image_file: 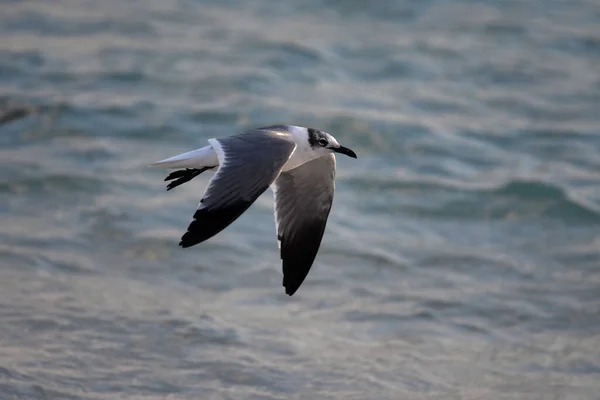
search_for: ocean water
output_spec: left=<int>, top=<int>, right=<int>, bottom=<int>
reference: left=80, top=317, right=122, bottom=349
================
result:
left=1, top=0, right=600, bottom=399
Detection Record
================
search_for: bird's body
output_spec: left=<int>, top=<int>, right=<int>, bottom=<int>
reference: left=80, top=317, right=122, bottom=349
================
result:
left=150, top=125, right=357, bottom=295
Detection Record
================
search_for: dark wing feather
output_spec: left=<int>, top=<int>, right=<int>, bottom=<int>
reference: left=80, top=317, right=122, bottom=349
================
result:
left=180, top=129, right=296, bottom=248
left=272, top=154, right=336, bottom=295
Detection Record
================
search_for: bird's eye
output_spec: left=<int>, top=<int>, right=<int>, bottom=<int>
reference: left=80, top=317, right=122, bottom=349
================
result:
left=318, top=138, right=328, bottom=146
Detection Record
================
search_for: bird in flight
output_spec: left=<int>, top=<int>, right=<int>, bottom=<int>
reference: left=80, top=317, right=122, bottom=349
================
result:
left=151, top=125, right=357, bottom=295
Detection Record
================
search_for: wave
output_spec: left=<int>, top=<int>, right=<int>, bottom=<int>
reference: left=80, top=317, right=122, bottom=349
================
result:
left=347, top=174, right=600, bottom=222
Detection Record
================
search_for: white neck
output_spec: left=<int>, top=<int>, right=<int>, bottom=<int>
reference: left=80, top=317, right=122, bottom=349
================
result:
left=282, top=126, right=327, bottom=171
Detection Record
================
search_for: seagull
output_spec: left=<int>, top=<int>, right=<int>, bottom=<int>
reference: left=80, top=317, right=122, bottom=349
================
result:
left=150, top=125, right=357, bottom=295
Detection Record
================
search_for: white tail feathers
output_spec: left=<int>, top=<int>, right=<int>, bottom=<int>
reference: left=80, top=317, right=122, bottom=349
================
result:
left=149, top=145, right=219, bottom=169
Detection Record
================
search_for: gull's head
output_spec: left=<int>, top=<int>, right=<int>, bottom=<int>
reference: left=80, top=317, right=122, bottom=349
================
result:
left=307, top=128, right=357, bottom=159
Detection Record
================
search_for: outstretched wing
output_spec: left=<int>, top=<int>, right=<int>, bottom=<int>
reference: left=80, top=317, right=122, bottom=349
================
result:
left=272, top=154, right=336, bottom=295
left=180, top=129, right=296, bottom=248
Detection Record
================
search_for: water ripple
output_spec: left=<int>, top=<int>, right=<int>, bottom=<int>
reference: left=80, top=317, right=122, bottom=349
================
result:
left=1, top=0, right=600, bottom=398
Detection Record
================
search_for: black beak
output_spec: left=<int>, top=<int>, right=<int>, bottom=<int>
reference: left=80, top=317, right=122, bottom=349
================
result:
left=333, top=145, right=357, bottom=159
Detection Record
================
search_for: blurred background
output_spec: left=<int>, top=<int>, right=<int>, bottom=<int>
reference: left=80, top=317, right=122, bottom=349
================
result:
left=1, top=0, right=599, bottom=399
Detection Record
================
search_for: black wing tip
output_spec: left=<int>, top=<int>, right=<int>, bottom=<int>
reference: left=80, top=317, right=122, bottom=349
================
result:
left=178, top=235, right=197, bottom=248
left=177, top=202, right=254, bottom=250
left=282, top=269, right=311, bottom=296
left=178, top=215, right=208, bottom=249
left=284, top=284, right=300, bottom=296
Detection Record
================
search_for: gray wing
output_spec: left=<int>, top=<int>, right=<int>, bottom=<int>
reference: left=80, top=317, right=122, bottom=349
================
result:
left=180, top=129, right=296, bottom=248
left=272, top=153, right=336, bottom=295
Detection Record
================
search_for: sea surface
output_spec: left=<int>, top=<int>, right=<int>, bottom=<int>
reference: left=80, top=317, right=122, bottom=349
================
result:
left=1, top=0, right=600, bottom=399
